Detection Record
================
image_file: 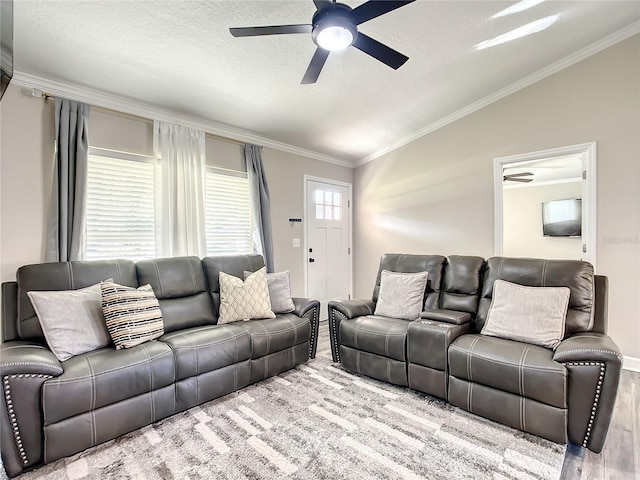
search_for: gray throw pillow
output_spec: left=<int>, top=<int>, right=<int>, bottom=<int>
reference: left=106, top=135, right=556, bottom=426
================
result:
left=244, top=270, right=295, bottom=314
left=28, top=282, right=112, bottom=362
left=374, top=270, right=428, bottom=320
left=481, top=279, right=570, bottom=349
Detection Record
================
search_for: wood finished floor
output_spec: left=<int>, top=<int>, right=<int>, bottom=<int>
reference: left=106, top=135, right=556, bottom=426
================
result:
left=315, top=320, right=640, bottom=480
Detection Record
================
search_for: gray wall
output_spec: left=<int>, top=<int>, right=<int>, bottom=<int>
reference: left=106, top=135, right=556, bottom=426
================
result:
left=0, top=95, right=352, bottom=303
left=353, top=35, right=640, bottom=359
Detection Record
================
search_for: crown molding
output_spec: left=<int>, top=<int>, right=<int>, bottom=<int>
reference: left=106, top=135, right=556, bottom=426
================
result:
left=11, top=71, right=354, bottom=169
left=356, top=21, right=640, bottom=167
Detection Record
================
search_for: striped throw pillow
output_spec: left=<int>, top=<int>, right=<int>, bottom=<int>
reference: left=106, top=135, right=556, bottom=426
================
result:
left=101, top=281, right=164, bottom=349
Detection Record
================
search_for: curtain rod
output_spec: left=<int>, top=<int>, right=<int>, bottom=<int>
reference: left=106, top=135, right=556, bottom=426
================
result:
left=30, top=88, right=261, bottom=149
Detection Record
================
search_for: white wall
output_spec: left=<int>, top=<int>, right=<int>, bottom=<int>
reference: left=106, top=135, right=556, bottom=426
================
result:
left=354, top=36, right=640, bottom=360
left=503, top=182, right=582, bottom=259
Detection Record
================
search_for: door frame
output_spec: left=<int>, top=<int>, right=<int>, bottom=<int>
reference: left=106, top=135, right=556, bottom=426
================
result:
left=303, top=175, right=353, bottom=301
left=493, top=142, right=597, bottom=269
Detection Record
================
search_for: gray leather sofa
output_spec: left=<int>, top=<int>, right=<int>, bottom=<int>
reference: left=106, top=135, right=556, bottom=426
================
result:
left=328, top=254, right=622, bottom=453
left=0, top=254, right=319, bottom=478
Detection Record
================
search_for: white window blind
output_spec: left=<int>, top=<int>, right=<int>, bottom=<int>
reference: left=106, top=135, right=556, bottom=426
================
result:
left=205, top=168, right=252, bottom=256
left=85, top=151, right=156, bottom=261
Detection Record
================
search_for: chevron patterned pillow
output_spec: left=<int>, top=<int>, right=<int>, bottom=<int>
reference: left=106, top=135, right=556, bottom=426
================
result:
left=219, top=267, right=276, bottom=324
left=101, top=281, right=164, bottom=349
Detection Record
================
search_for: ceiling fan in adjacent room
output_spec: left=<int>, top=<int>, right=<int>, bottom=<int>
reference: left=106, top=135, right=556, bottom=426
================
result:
left=503, top=172, right=534, bottom=183
left=230, top=0, right=416, bottom=84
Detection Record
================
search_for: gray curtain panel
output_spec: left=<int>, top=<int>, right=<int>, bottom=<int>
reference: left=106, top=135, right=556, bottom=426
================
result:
left=245, top=144, right=274, bottom=272
left=45, top=98, right=90, bottom=262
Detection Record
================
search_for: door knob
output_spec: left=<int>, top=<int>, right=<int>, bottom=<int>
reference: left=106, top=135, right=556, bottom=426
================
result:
left=309, top=258, right=315, bottom=263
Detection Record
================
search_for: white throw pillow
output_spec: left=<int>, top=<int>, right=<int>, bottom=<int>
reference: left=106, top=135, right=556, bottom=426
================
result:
left=28, top=282, right=112, bottom=362
left=101, top=281, right=164, bottom=349
left=481, top=279, right=570, bottom=349
left=374, top=270, right=428, bottom=320
left=244, top=270, right=295, bottom=314
left=219, top=267, right=276, bottom=324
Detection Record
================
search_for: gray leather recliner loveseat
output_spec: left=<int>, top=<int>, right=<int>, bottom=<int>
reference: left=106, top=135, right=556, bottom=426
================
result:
left=328, top=254, right=622, bottom=454
left=0, top=254, right=320, bottom=478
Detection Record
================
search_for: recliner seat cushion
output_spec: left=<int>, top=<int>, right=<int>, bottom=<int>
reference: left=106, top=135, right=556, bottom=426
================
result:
left=239, top=314, right=311, bottom=359
left=160, top=325, right=252, bottom=381
left=449, top=334, right=566, bottom=409
left=339, top=316, right=410, bottom=362
left=42, top=341, right=174, bottom=425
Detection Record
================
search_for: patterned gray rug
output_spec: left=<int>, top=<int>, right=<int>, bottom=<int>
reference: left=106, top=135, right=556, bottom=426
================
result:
left=10, top=355, right=566, bottom=480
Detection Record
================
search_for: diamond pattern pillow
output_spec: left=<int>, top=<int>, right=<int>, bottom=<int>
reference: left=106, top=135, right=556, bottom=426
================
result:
left=219, top=267, right=275, bottom=324
left=101, top=281, right=164, bottom=349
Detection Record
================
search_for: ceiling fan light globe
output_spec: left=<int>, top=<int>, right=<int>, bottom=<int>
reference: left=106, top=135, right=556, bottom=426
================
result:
left=316, top=26, right=353, bottom=51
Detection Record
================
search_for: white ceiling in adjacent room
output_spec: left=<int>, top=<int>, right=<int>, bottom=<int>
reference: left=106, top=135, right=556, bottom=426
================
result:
left=12, top=1, right=640, bottom=165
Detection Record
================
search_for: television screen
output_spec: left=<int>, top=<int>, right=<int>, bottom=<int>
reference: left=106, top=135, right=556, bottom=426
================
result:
left=542, top=198, right=582, bottom=237
left=0, top=0, right=13, bottom=101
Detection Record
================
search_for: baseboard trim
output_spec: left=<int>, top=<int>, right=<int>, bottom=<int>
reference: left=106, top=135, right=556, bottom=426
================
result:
left=623, top=356, right=640, bottom=372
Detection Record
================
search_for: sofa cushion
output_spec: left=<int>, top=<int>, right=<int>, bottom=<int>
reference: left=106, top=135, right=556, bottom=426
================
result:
left=160, top=325, right=252, bottom=381
left=374, top=270, right=428, bottom=320
left=42, top=341, right=174, bottom=425
left=101, top=282, right=164, bottom=349
left=339, top=315, right=410, bottom=362
left=17, top=259, right=137, bottom=341
left=477, top=257, right=594, bottom=336
left=372, top=254, right=446, bottom=310
left=219, top=267, right=275, bottom=323
left=28, top=282, right=112, bottom=361
left=448, top=334, right=567, bottom=409
left=481, top=280, right=570, bottom=349
left=239, top=314, right=311, bottom=359
left=136, top=257, right=215, bottom=332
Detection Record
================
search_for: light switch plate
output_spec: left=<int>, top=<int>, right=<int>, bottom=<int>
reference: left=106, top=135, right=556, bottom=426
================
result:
left=292, top=238, right=300, bottom=248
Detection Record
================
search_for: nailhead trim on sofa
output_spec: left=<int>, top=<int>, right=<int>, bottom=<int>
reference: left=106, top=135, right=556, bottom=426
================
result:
left=303, top=306, right=318, bottom=358
left=3, top=374, right=53, bottom=465
left=565, top=361, right=605, bottom=447
left=330, top=309, right=347, bottom=362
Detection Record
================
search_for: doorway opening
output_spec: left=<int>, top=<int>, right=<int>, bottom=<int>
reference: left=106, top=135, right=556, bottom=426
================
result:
left=494, top=142, right=596, bottom=268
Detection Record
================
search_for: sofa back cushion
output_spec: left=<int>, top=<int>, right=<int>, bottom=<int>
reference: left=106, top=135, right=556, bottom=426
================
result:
left=17, top=259, right=136, bottom=341
left=136, top=256, right=215, bottom=333
left=439, top=255, right=485, bottom=317
left=476, top=257, right=594, bottom=336
left=373, top=254, right=446, bottom=310
left=202, top=255, right=266, bottom=318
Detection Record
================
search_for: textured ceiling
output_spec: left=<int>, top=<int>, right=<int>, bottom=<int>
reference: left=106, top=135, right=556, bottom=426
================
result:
left=13, top=1, right=640, bottom=164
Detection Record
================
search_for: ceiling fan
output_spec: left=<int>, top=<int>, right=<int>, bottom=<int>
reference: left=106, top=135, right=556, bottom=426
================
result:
left=230, top=0, right=416, bottom=84
left=503, top=172, right=534, bottom=183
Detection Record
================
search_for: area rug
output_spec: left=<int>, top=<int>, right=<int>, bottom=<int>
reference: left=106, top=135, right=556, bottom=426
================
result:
left=11, top=355, right=566, bottom=480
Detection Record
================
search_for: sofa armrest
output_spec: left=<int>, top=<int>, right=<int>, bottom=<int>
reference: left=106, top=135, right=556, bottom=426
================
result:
left=0, top=341, right=63, bottom=477
left=420, top=309, right=471, bottom=325
left=553, top=333, right=622, bottom=453
left=327, top=299, right=375, bottom=363
left=292, top=298, right=321, bottom=359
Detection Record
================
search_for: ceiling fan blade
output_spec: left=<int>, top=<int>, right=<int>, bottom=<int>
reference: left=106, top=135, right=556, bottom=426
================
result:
left=504, top=172, right=534, bottom=178
left=313, top=0, right=334, bottom=9
left=352, top=33, right=408, bottom=70
left=230, top=24, right=312, bottom=37
left=352, top=0, right=416, bottom=25
left=504, top=177, right=534, bottom=183
left=301, top=47, right=330, bottom=84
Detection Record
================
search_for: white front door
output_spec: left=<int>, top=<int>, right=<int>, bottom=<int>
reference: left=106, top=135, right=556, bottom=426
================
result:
left=305, top=178, right=351, bottom=318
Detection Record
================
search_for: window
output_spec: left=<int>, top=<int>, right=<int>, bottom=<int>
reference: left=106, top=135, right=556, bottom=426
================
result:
left=315, top=190, right=342, bottom=220
left=84, top=149, right=253, bottom=260
left=85, top=149, right=156, bottom=261
left=204, top=168, right=253, bottom=255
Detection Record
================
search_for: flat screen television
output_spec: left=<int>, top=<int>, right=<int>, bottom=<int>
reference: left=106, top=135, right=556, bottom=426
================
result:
left=0, top=0, right=13, bottom=101
left=542, top=198, right=582, bottom=237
